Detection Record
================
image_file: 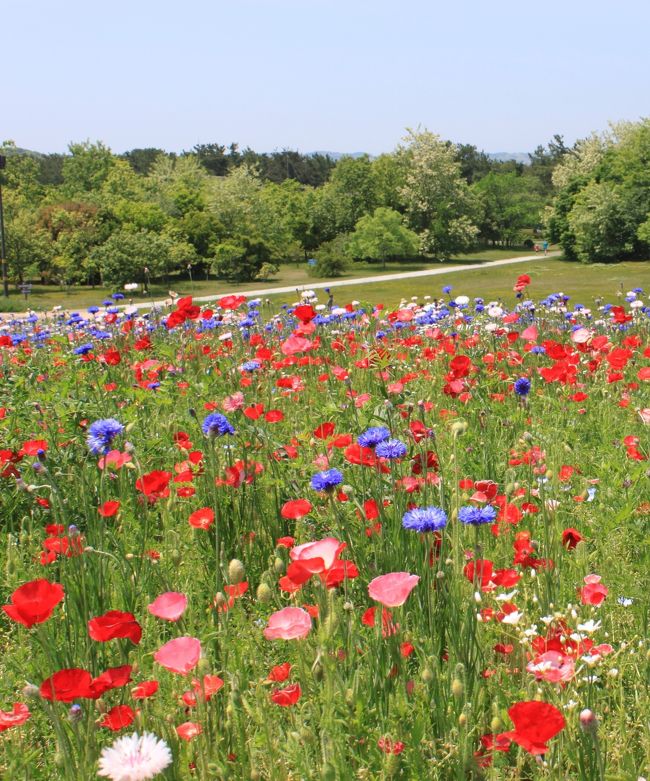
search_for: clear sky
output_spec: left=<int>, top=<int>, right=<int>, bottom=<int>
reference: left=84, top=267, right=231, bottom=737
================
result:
left=3, top=0, right=649, bottom=155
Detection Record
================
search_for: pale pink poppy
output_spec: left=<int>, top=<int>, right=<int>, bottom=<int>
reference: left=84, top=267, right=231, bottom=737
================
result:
left=281, top=335, right=313, bottom=356
left=571, top=327, right=591, bottom=344
left=521, top=325, right=538, bottom=341
left=639, top=408, right=650, bottom=425
left=312, top=454, right=330, bottom=471
left=223, top=392, right=245, bottom=412
left=290, top=538, right=344, bottom=572
left=368, top=572, right=420, bottom=607
left=154, top=636, right=201, bottom=674
left=148, top=592, right=188, bottom=622
left=526, top=651, right=575, bottom=683
left=263, top=607, right=312, bottom=640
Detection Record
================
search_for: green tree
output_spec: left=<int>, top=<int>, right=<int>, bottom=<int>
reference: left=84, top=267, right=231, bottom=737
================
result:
left=567, top=181, right=636, bottom=263
left=211, top=237, right=271, bottom=281
left=307, top=235, right=350, bottom=278
left=346, top=207, right=419, bottom=268
left=473, top=172, right=545, bottom=246
left=62, top=141, right=116, bottom=196
left=400, top=129, right=479, bottom=258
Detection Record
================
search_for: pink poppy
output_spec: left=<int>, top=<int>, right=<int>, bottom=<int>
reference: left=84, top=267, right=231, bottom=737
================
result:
left=526, top=651, right=575, bottom=683
left=368, top=572, right=420, bottom=608
left=154, top=636, right=201, bottom=674
left=290, top=538, right=344, bottom=572
left=281, top=335, right=313, bottom=356
left=223, top=392, right=245, bottom=412
left=579, top=574, right=608, bottom=606
left=147, top=592, right=188, bottom=622
left=263, top=607, right=312, bottom=641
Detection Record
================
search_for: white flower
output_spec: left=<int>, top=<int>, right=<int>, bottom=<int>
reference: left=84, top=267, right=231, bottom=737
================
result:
left=577, top=619, right=601, bottom=633
left=500, top=610, right=523, bottom=625
left=124, top=283, right=139, bottom=292
left=98, top=732, right=172, bottom=780
left=454, top=295, right=469, bottom=306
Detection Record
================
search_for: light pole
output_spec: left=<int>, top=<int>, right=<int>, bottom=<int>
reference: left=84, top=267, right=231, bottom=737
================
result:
left=0, top=155, right=8, bottom=297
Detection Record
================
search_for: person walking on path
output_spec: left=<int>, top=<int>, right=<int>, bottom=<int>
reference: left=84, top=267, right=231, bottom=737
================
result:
left=543, top=240, right=549, bottom=256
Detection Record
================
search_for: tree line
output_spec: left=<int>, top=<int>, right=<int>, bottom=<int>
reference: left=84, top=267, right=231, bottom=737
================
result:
left=1, top=121, right=647, bottom=289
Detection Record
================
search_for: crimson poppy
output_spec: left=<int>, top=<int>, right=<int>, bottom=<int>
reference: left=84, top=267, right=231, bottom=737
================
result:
left=88, top=610, right=142, bottom=644
left=3, top=579, right=64, bottom=628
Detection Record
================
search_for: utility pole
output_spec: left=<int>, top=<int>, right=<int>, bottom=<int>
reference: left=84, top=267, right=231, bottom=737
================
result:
left=0, top=155, right=8, bottom=297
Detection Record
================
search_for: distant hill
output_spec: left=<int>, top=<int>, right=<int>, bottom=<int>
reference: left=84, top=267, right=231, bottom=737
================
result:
left=486, top=152, right=530, bottom=164
left=309, top=151, right=371, bottom=160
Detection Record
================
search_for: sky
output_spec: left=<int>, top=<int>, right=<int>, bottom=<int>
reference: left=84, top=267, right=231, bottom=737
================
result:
left=3, top=0, right=649, bottom=156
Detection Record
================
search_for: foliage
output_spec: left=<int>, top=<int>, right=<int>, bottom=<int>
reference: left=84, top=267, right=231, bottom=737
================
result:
left=210, top=237, right=272, bottom=281
left=308, top=234, right=350, bottom=277
left=346, top=207, right=419, bottom=266
left=399, top=129, right=480, bottom=258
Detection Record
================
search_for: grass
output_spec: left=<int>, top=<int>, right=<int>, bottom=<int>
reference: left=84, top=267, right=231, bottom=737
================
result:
left=0, top=248, right=538, bottom=313
left=265, top=258, right=650, bottom=309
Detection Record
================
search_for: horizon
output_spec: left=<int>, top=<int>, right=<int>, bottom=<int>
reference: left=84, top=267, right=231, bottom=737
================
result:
left=4, top=0, right=648, bottom=156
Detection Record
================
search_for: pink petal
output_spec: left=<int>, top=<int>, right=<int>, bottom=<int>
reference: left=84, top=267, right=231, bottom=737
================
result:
left=154, top=636, right=201, bottom=674
left=148, top=592, right=188, bottom=622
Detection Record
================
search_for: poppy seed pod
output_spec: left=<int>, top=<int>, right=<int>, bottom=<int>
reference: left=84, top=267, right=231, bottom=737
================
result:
left=256, top=583, right=272, bottom=603
left=228, top=558, right=245, bottom=584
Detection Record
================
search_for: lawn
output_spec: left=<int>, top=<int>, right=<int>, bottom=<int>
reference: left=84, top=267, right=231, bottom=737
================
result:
left=0, top=248, right=539, bottom=313
left=266, top=258, right=650, bottom=309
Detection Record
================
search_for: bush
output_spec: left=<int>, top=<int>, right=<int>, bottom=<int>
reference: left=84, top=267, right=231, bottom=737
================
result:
left=307, top=235, right=350, bottom=278
left=211, top=238, right=271, bottom=282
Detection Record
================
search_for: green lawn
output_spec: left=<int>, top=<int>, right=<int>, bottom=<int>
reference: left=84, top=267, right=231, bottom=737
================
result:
left=265, top=257, right=650, bottom=309
left=0, top=248, right=538, bottom=312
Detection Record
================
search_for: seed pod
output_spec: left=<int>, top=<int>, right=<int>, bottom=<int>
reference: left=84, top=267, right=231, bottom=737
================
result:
left=228, top=558, right=245, bottom=584
left=256, top=583, right=272, bottom=603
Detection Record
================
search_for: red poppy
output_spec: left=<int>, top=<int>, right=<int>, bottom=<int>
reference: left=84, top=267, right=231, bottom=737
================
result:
left=100, top=705, right=135, bottom=731
left=131, top=680, right=159, bottom=700
left=267, top=663, right=291, bottom=682
left=281, top=499, right=312, bottom=520
left=176, top=721, right=203, bottom=741
left=3, top=579, right=64, bottom=627
left=562, top=528, right=584, bottom=549
left=40, top=669, right=94, bottom=702
left=0, top=703, right=31, bottom=732
left=90, top=665, right=133, bottom=697
left=135, top=470, right=171, bottom=500
left=98, top=500, right=120, bottom=518
left=271, top=683, right=301, bottom=706
left=188, top=506, right=215, bottom=529
left=88, top=610, right=142, bottom=644
left=498, top=700, right=565, bottom=754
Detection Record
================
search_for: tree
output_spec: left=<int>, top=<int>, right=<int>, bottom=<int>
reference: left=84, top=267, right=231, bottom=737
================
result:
left=211, top=237, right=271, bottom=281
left=346, top=207, right=418, bottom=268
left=455, top=144, right=493, bottom=184
left=324, top=155, right=378, bottom=234
left=307, top=235, right=350, bottom=278
left=473, top=172, right=545, bottom=246
left=399, top=129, right=479, bottom=258
left=122, top=148, right=167, bottom=176
left=62, top=141, right=115, bottom=196
left=567, top=181, right=636, bottom=263
left=91, top=229, right=193, bottom=287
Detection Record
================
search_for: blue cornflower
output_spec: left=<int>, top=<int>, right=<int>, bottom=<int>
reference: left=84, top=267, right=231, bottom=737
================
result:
left=514, top=377, right=531, bottom=396
left=241, top=360, right=261, bottom=372
left=202, top=412, right=235, bottom=437
left=88, top=306, right=100, bottom=314
left=531, top=345, right=546, bottom=355
left=87, top=418, right=124, bottom=454
left=112, top=293, right=125, bottom=300
left=375, top=439, right=407, bottom=459
left=402, top=506, right=447, bottom=533
left=458, top=505, right=497, bottom=526
left=443, top=285, right=452, bottom=295
left=357, top=426, right=390, bottom=448
left=73, top=343, right=94, bottom=355
left=310, top=468, right=343, bottom=492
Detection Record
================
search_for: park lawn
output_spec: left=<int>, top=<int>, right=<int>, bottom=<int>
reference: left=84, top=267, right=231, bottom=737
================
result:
left=0, top=248, right=538, bottom=312
left=264, top=258, right=650, bottom=309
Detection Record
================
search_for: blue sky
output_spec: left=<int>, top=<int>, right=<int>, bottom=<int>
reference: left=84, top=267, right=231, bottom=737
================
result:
left=4, top=0, right=649, bottom=155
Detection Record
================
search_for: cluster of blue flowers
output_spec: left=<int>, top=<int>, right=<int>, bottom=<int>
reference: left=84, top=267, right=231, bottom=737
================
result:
left=514, top=377, right=532, bottom=396
left=357, top=426, right=390, bottom=448
left=457, top=505, right=497, bottom=525
left=87, top=418, right=125, bottom=455
left=202, top=413, right=235, bottom=437
left=375, top=439, right=407, bottom=459
left=402, top=506, right=448, bottom=533
left=310, top=468, right=343, bottom=492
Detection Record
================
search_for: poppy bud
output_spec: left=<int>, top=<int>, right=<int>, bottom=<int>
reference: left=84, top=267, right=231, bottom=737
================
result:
left=273, top=557, right=284, bottom=574
left=250, top=772, right=261, bottom=781
left=458, top=713, right=467, bottom=728
left=320, top=763, right=336, bottom=781
left=450, top=420, right=468, bottom=437
left=256, top=583, right=272, bottom=603
left=197, top=657, right=211, bottom=674
left=421, top=668, right=434, bottom=683
left=323, top=613, right=339, bottom=638
left=54, top=752, right=65, bottom=769
left=451, top=679, right=464, bottom=699
left=214, top=592, right=227, bottom=609
left=490, top=716, right=502, bottom=732
left=345, top=689, right=354, bottom=706
left=228, top=558, right=245, bottom=584
left=68, top=704, right=83, bottom=723
left=170, top=549, right=182, bottom=566
left=312, top=662, right=324, bottom=682
left=22, top=683, right=40, bottom=700
left=579, top=709, right=597, bottom=733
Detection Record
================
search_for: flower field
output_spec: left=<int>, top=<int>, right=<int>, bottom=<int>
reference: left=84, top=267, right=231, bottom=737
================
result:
left=0, top=278, right=648, bottom=780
